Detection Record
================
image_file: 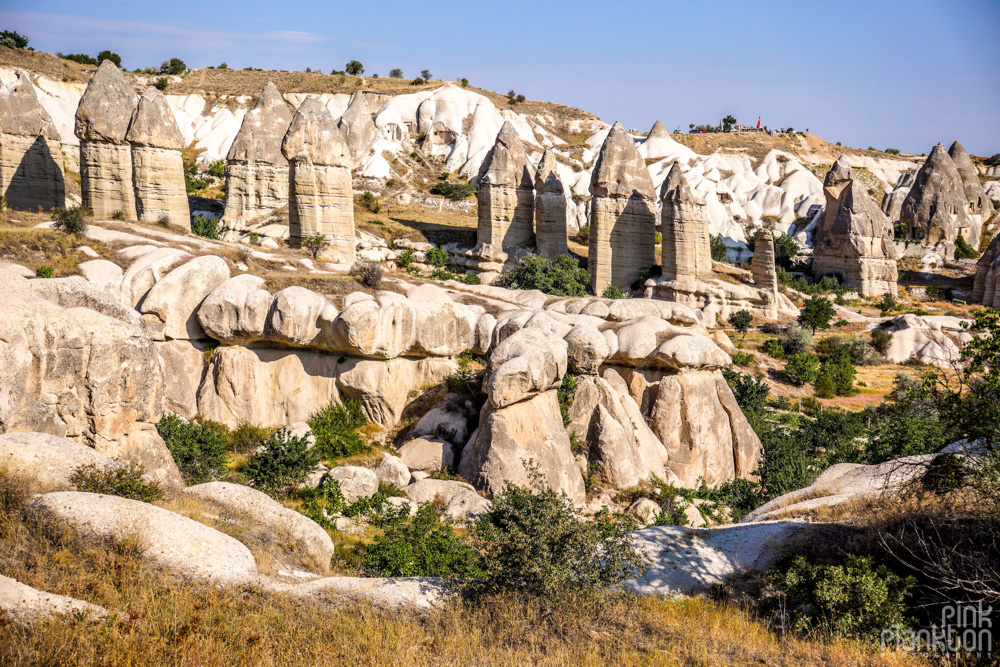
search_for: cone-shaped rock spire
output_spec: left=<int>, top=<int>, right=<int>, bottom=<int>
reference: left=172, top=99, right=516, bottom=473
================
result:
left=338, top=93, right=378, bottom=169
left=949, top=140, right=994, bottom=219
left=900, top=143, right=979, bottom=249
left=475, top=121, right=535, bottom=251
left=127, top=87, right=189, bottom=227
left=660, top=162, right=712, bottom=280
left=0, top=71, right=65, bottom=209
left=534, top=149, right=567, bottom=258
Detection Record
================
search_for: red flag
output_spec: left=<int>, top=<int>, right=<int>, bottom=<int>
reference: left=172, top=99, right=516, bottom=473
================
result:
left=756, top=115, right=761, bottom=129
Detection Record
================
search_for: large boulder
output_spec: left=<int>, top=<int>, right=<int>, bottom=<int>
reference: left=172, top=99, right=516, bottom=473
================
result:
left=29, top=492, right=258, bottom=584
left=337, top=357, right=456, bottom=427
left=0, top=575, right=107, bottom=625
left=155, top=340, right=207, bottom=419
left=375, top=455, right=411, bottom=489
left=197, top=274, right=273, bottom=343
left=397, top=437, right=454, bottom=472
left=294, top=576, right=450, bottom=610
left=483, top=328, right=568, bottom=408
left=140, top=256, right=231, bottom=339
left=0, top=432, right=119, bottom=489
left=186, top=482, right=334, bottom=569
left=403, top=478, right=492, bottom=521
left=326, top=466, right=378, bottom=503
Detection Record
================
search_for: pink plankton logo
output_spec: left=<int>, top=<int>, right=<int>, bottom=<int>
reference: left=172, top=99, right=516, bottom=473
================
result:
left=881, top=602, right=992, bottom=658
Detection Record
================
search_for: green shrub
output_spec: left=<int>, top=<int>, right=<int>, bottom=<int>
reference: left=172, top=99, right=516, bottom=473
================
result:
left=773, top=233, right=800, bottom=269
left=394, top=247, right=416, bottom=270
left=468, top=473, right=647, bottom=601
left=870, top=329, right=893, bottom=356
left=228, top=422, right=273, bottom=454
left=426, top=246, right=450, bottom=268
left=731, top=350, right=754, bottom=367
left=207, top=160, right=225, bottom=178
left=111, top=209, right=128, bottom=221
left=763, top=339, right=786, bottom=360
left=155, top=413, right=230, bottom=484
left=359, top=191, right=381, bottom=213
left=816, top=336, right=880, bottom=366
left=494, top=254, right=590, bottom=297
left=52, top=205, right=90, bottom=235
left=429, top=181, right=477, bottom=200
left=920, top=453, right=970, bottom=494
left=97, top=50, right=122, bottom=68
left=818, top=349, right=857, bottom=395
left=784, top=352, right=821, bottom=386
left=576, top=225, right=590, bottom=244
left=710, top=234, right=727, bottom=262
left=557, top=373, right=578, bottom=426
left=308, top=400, right=369, bottom=460
left=191, top=215, right=223, bottom=240
left=183, top=161, right=209, bottom=192
left=780, top=325, right=813, bottom=355
left=766, top=555, right=913, bottom=642
left=728, top=309, right=753, bottom=339
left=350, top=260, right=384, bottom=288
left=160, top=57, right=186, bottom=75
left=69, top=463, right=162, bottom=503
left=953, top=233, right=978, bottom=260
left=62, top=53, right=99, bottom=66
left=0, top=30, right=29, bottom=49
left=814, top=374, right=836, bottom=398
left=601, top=284, right=629, bottom=299
left=245, top=429, right=318, bottom=497
left=798, top=296, right=835, bottom=333
left=34, top=266, right=53, bottom=278
left=875, top=292, right=897, bottom=314
left=722, top=369, right=769, bottom=416
left=362, top=504, right=482, bottom=577
left=303, top=234, right=330, bottom=259
left=153, top=77, right=168, bottom=91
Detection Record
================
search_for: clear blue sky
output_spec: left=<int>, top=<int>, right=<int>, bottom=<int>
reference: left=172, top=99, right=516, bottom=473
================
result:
left=3, top=0, right=998, bottom=155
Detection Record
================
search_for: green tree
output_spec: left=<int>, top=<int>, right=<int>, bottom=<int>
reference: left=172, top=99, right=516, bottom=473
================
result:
left=798, top=295, right=835, bottom=333
left=722, top=114, right=737, bottom=132
left=728, top=309, right=753, bottom=339
left=389, top=68, right=403, bottom=78
left=155, top=413, right=230, bottom=484
left=954, top=234, right=978, bottom=260
left=302, top=234, right=330, bottom=259
left=362, top=504, right=482, bottom=577
left=773, top=233, right=800, bottom=269
left=493, top=254, right=590, bottom=297
left=345, top=60, right=364, bottom=76
left=420, top=69, right=432, bottom=81
left=870, top=328, right=893, bottom=356
left=784, top=352, right=821, bottom=386
left=97, top=50, right=121, bottom=68
left=710, top=234, right=727, bottom=262
left=160, top=57, right=186, bottom=75
left=245, top=429, right=318, bottom=497
left=0, top=30, right=29, bottom=49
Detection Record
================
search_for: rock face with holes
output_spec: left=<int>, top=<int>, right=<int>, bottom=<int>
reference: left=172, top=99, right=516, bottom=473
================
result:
left=337, top=93, right=378, bottom=170
left=900, top=143, right=980, bottom=252
left=0, top=70, right=65, bottom=210
left=475, top=121, right=535, bottom=254
left=750, top=228, right=778, bottom=293
left=75, top=60, right=139, bottom=219
left=126, top=87, right=190, bottom=228
left=281, top=98, right=354, bottom=262
left=588, top=122, right=657, bottom=294
left=812, top=155, right=898, bottom=297
left=660, top=162, right=712, bottom=281
left=222, top=82, right=293, bottom=229
left=534, top=148, right=568, bottom=258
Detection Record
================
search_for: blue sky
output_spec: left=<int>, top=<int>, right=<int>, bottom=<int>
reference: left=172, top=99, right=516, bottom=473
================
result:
left=3, top=0, right=998, bottom=155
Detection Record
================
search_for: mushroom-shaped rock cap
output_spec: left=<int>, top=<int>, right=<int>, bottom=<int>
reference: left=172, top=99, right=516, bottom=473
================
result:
left=534, top=148, right=563, bottom=193
left=281, top=97, right=350, bottom=167
left=226, top=82, right=293, bottom=164
left=338, top=93, right=378, bottom=161
left=0, top=71, right=58, bottom=138
left=125, top=86, right=185, bottom=149
left=75, top=60, right=139, bottom=143
left=948, top=140, right=985, bottom=196
left=823, top=154, right=853, bottom=188
left=659, top=161, right=703, bottom=204
left=647, top=119, right=670, bottom=138
left=479, top=121, right=533, bottom=188
left=590, top=122, right=656, bottom=199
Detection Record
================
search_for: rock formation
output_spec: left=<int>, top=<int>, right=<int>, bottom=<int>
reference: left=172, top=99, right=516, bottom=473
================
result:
left=973, top=230, right=1000, bottom=306
left=75, top=60, right=139, bottom=219
left=660, top=162, right=712, bottom=281
left=475, top=121, right=535, bottom=253
left=126, top=87, right=190, bottom=228
left=588, top=122, right=657, bottom=294
left=337, top=93, right=378, bottom=170
left=0, top=70, right=65, bottom=210
left=750, top=228, right=778, bottom=292
left=533, top=148, right=567, bottom=258
left=221, top=82, right=292, bottom=229
left=281, top=98, right=355, bottom=263
left=899, top=143, right=980, bottom=251
left=812, top=155, right=898, bottom=296
left=881, top=171, right=914, bottom=222
left=949, top=140, right=994, bottom=220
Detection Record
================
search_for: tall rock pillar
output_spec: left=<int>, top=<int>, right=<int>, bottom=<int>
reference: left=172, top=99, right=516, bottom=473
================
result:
left=475, top=121, right=535, bottom=254
left=660, top=162, right=712, bottom=280
left=750, top=228, right=778, bottom=293
left=534, top=148, right=568, bottom=258
left=0, top=70, right=65, bottom=210
left=221, top=82, right=292, bottom=229
left=126, top=87, right=190, bottom=228
left=587, top=122, right=656, bottom=294
left=899, top=143, right=975, bottom=252
left=281, top=98, right=355, bottom=263
left=75, top=60, right=138, bottom=219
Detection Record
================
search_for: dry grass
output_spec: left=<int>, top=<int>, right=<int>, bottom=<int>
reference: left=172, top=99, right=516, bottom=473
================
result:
left=0, top=46, right=93, bottom=83
left=0, top=226, right=114, bottom=276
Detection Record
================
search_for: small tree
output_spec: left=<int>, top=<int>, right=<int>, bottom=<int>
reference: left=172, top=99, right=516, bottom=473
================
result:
left=722, top=114, right=737, bottom=132
left=153, top=77, right=168, bottom=91
left=784, top=352, right=821, bottom=386
left=52, top=206, right=90, bottom=235
left=345, top=60, right=364, bottom=76
left=954, top=234, right=978, bottom=260
left=0, top=30, right=29, bottom=49
left=798, top=295, right=835, bottom=333
left=245, top=429, right=318, bottom=497
left=160, top=57, right=186, bottom=75
left=460, top=77, right=469, bottom=87
left=710, top=234, right=728, bottom=262
left=389, top=68, right=403, bottom=78
left=302, top=234, right=330, bottom=259
left=870, top=328, right=893, bottom=356
left=420, top=69, right=432, bottom=81
left=97, top=50, right=122, bottom=68
left=728, top=309, right=753, bottom=339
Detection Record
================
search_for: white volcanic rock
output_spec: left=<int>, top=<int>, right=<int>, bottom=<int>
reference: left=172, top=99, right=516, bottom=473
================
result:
left=140, top=256, right=231, bottom=339
left=0, top=575, right=108, bottom=625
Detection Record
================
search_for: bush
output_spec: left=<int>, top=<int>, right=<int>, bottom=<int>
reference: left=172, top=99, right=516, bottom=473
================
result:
left=722, top=369, right=769, bottom=416
left=0, top=30, right=29, bottom=49
left=728, top=309, right=753, bottom=339
left=816, top=336, right=880, bottom=366
left=875, top=293, right=897, bottom=314
left=184, top=161, right=209, bottom=192
left=710, top=234, right=727, bottom=262
left=426, top=246, right=450, bottom=268
left=731, top=350, right=754, bottom=367
left=601, top=284, right=629, bottom=299
left=156, top=413, right=230, bottom=484
left=69, top=463, right=162, bottom=503
left=557, top=373, right=578, bottom=427
left=359, top=191, right=381, bottom=213
left=62, top=53, right=99, bottom=66
left=763, top=339, right=786, bottom=360
left=245, top=429, right=318, bottom=496
left=111, top=208, right=128, bottom=221
left=798, top=296, right=835, bottom=333
left=576, top=225, right=590, bottom=244
left=345, top=60, right=364, bottom=76
left=411, top=77, right=425, bottom=86
left=34, top=266, right=53, bottom=278
left=784, top=352, right=821, bottom=386
left=468, top=473, right=647, bottom=602
left=389, top=68, right=403, bottom=78
left=362, top=504, right=482, bottom=577
left=780, top=325, right=813, bottom=355
left=870, top=328, right=893, bottom=356
left=766, top=555, right=913, bottom=642
left=954, top=233, right=978, bottom=260
left=160, top=57, right=186, bottom=75
left=302, top=234, right=330, bottom=259
left=207, top=160, right=225, bottom=178
left=52, top=205, right=90, bottom=235
left=814, top=374, right=836, bottom=398
left=350, top=261, right=384, bottom=288
left=97, top=50, right=122, bottom=68
left=228, top=422, right=272, bottom=454
left=493, top=254, right=590, bottom=297
left=773, top=233, right=800, bottom=269
left=429, top=181, right=477, bottom=200
left=191, top=215, right=223, bottom=239
left=153, top=77, right=168, bottom=91
left=308, top=400, right=369, bottom=460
